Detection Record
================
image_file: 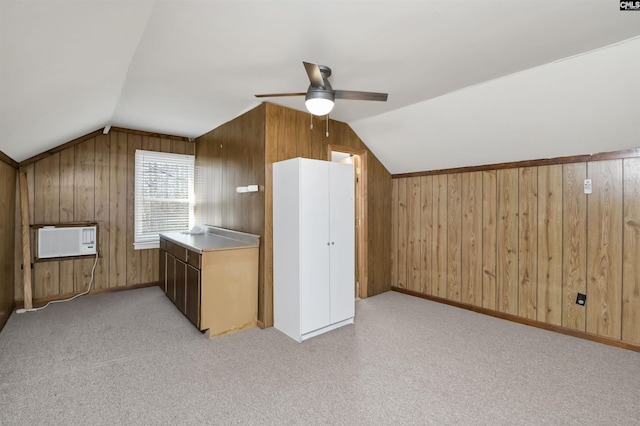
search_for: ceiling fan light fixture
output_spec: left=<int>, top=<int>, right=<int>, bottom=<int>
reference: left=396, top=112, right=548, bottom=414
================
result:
left=305, top=89, right=334, bottom=116
left=305, top=97, right=334, bottom=116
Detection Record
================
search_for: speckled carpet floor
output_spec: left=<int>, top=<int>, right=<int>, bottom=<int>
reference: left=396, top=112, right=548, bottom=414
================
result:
left=1, top=286, right=638, bottom=425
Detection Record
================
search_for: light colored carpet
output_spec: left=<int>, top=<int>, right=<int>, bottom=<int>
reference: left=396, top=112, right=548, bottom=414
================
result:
left=0, top=287, right=638, bottom=425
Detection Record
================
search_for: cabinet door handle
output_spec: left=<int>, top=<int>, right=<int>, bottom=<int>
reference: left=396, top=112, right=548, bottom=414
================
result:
left=331, top=242, right=335, bottom=245
left=327, top=242, right=330, bottom=246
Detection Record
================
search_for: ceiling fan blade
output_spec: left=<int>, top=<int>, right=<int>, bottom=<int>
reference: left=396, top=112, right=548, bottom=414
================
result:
left=334, top=90, right=388, bottom=102
left=255, top=92, right=306, bottom=98
left=303, top=62, right=325, bottom=87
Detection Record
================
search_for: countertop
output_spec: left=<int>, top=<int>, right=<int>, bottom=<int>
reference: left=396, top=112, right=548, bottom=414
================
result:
left=160, top=226, right=260, bottom=253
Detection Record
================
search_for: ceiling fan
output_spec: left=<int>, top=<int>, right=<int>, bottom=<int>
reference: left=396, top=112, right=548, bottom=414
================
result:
left=255, top=62, right=388, bottom=116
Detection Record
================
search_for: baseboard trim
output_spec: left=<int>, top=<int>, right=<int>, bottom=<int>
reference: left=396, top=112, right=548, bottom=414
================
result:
left=392, top=287, right=640, bottom=352
left=15, top=282, right=160, bottom=310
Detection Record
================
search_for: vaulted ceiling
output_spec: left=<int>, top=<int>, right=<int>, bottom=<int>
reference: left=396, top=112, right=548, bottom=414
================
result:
left=1, top=1, right=639, bottom=172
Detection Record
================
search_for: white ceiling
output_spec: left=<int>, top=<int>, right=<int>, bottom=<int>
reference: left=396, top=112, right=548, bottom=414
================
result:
left=1, top=1, right=639, bottom=173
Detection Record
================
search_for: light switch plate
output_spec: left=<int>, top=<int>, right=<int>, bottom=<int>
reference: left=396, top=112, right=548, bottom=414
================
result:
left=584, top=179, right=592, bottom=194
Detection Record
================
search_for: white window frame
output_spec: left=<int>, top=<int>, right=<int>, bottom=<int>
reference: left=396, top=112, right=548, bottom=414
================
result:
left=134, top=149, right=195, bottom=250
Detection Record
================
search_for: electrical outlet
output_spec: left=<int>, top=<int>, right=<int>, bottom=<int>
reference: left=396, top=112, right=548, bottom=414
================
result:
left=576, top=293, right=587, bottom=306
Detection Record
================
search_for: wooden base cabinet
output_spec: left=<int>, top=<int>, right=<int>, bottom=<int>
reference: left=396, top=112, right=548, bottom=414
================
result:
left=186, top=265, right=200, bottom=328
left=160, top=239, right=200, bottom=328
left=159, top=229, right=259, bottom=338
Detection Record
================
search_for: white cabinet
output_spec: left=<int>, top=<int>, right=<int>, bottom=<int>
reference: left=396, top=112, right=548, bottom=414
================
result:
left=273, top=157, right=355, bottom=342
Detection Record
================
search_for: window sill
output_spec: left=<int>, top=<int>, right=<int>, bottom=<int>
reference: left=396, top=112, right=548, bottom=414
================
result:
left=134, top=241, right=159, bottom=250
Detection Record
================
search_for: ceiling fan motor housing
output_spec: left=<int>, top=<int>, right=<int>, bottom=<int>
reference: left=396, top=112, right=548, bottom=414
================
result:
left=306, top=65, right=334, bottom=101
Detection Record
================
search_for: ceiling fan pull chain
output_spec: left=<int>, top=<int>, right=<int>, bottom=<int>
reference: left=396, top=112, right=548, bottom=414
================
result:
left=326, top=114, right=329, bottom=138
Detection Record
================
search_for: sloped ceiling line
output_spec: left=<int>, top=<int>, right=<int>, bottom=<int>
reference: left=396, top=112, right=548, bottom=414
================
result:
left=104, top=0, right=159, bottom=132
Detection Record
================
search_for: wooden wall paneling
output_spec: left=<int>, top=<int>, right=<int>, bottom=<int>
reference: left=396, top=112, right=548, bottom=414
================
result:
left=126, top=134, right=141, bottom=286
left=391, top=179, right=398, bottom=287
left=224, top=127, right=236, bottom=231
left=622, top=157, right=640, bottom=344
left=185, top=141, right=196, bottom=156
left=12, top=128, right=189, bottom=304
left=310, top=115, right=326, bottom=160
left=26, top=163, right=35, bottom=223
left=537, top=164, right=563, bottom=326
left=370, top=157, right=388, bottom=295
left=380, top=162, right=392, bottom=295
left=94, top=134, right=110, bottom=290
left=160, top=138, right=172, bottom=154
left=193, top=136, right=207, bottom=226
left=562, top=163, right=587, bottom=331
left=229, top=127, right=239, bottom=231
left=34, top=153, right=61, bottom=224
left=239, top=130, right=250, bottom=233
left=247, top=107, right=267, bottom=313
left=14, top=180, right=23, bottom=301
left=496, top=168, right=519, bottom=315
left=1, top=161, right=17, bottom=329
left=239, top=127, right=250, bottom=232
left=263, top=105, right=280, bottom=326
left=433, top=174, right=448, bottom=298
left=296, top=110, right=312, bottom=159
left=14, top=164, right=34, bottom=301
left=251, top=103, right=388, bottom=323
left=461, top=172, right=483, bottom=306
left=407, top=177, right=421, bottom=292
left=419, top=175, right=433, bottom=295
left=586, top=160, right=623, bottom=339
left=196, top=105, right=267, bottom=323
left=171, top=139, right=186, bottom=155
left=109, top=132, right=128, bottom=288
left=447, top=173, right=462, bottom=301
left=212, top=135, right=223, bottom=226
left=141, top=136, right=160, bottom=152
left=518, top=167, right=538, bottom=320
left=73, top=138, right=95, bottom=221
left=73, top=138, right=96, bottom=293
left=482, top=170, right=497, bottom=310
left=219, top=126, right=229, bottom=227
left=12, top=164, right=34, bottom=302
left=396, top=178, right=408, bottom=289
left=277, top=108, right=298, bottom=162
left=33, top=153, right=60, bottom=298
left=58, top=147, right=75, bottom=294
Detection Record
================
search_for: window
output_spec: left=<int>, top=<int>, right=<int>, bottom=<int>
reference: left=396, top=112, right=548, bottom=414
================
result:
left=134, top=150, right=195, bottom=249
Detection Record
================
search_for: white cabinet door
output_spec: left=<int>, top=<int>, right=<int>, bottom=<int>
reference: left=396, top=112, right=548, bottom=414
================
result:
left=329, top=162, right=355, bottom=323
left=299, top=160, right=331, bottom=334
left=273, top=159, right=302, bottom=340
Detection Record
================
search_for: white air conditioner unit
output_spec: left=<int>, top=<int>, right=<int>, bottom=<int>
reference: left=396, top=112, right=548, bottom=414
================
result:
left=37, top=225, right=97, bottom=259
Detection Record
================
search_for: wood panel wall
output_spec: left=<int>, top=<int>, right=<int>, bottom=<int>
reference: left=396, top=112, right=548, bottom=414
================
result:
left=14, top=129, right=194, bottom=302
left=196, top=102, right=392, bottom=328
left=0, top=155, right=17, bottom=331
left=264, top=103, right=391, bottom=327
left=195, top=105, right=267, bottom=323
left=391, top=156, right=640, bottom=346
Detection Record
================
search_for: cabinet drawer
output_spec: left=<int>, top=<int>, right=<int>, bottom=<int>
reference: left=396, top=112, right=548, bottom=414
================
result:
left=165, top=240, right=187, bottom=262
left=187, top=250, right=201, bottom=269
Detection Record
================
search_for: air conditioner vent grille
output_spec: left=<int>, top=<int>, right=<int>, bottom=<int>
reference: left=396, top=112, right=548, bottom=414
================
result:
left=37, top=226, right=97, bottom=259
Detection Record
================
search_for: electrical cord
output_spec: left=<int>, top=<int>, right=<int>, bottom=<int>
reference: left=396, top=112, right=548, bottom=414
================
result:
left=16, top=252, right=100, bottom=314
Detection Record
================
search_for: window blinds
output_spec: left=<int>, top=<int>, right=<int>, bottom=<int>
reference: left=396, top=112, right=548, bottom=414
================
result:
left=134, top=150, right=195, bottom=249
